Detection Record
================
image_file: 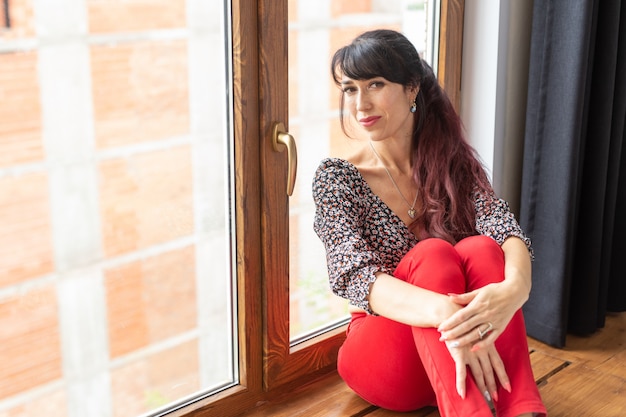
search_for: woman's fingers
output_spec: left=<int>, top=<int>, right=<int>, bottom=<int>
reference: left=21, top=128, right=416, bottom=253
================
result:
left=455, top=356, right=467, bottom=399
left=441, top=320, right=500, bottom=349
left=445, top=341, right=470, bottom=399
left=448, top=292, right=475, bottom=305
left=467, top=356, right=486, bottom=398
left=477, top=350, right=498, bottom=401
left=438, top=317, right=482, bottom=344
left=470, top=328, right=499, bottom=351
left=470, top=347, right=512, bottom=402
left=438, top=295, right=494, bottom=341
left=446, top=339, right=511, bottom=401
left=439, top=289, right=513, bottom=348
left=489, top=348, right=511, bottom=393
left=439, top=283, right=519, bottom=346
left=437, top=291, right=478, bottom=330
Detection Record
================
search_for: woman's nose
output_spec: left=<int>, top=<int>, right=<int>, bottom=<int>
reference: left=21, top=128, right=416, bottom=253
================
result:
left=356, top=91, right=370, bottom=111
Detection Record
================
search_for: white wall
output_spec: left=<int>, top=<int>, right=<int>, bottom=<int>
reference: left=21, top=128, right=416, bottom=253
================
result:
left=460, top=0, right=534, bottom=215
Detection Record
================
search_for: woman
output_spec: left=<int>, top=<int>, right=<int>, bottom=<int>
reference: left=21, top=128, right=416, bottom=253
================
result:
left=312, top=29, right=546, bottom=417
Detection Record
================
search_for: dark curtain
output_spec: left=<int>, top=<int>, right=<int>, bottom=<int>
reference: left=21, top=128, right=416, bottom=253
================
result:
left=520, top=0, right=626, bottom=348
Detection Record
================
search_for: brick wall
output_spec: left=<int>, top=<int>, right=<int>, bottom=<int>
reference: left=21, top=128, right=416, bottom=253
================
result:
left=0, top=0, right=225, bottom=416
left=90, top=41, right=190, bottom=149
left=1, top=0, right=35, bottom=39
left=87, top=0, right=185, bottom=34
left=0, top=52, right=43, bottom=166
left=0, top=174, right=54, bottom=287
left=0, top=286, right=62, bottom=399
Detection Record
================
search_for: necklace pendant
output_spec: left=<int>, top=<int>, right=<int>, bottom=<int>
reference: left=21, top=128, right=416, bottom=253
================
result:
left=408, top=208, right=416, bottom=219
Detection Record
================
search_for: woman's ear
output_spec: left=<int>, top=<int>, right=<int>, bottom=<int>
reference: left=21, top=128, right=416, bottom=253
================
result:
left=406, top=82, right=419, bottom=94
left=412, top=83, right=420, bottom=98
left=406, top=84, right=420, bottom=102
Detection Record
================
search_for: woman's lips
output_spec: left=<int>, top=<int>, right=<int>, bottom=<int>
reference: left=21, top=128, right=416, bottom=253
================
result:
left=359, top=116, right=381, bottom=127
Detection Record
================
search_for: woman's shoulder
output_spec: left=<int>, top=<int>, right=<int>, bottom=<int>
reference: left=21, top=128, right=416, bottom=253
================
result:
left=313, top=157, right=368, bottom=199
left=314, top=157, right=361, bottom=181
left=316, top=157, right=357, bottom=170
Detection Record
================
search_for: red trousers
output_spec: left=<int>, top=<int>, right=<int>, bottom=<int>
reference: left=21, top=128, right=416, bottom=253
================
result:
left=337, top=236, right=547, bottom=417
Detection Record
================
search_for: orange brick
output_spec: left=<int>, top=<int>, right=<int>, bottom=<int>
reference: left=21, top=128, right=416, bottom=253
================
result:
left=142, top=246, right=196, bottom=341
left=105, top=261, right=148, bottom=358
left=90, top=41, right=190, bottom=149
left=0, top=0, right=36, bottom=40
left=99, top=146, right=193, bottom=257
left=105, top=246, right=197, bottom=358
left=0, top=388, right=67, bottom=416
left=0, top=174, right=54, bottom=287
left=110, top=339, right=200, bottom=417
left=331, top=0, right=372, bottom=18
left=0, top=51, right=43, bottom=167
left=0, top=286, right=62, bottom=399
left=87, top=0, right=186, bottom=34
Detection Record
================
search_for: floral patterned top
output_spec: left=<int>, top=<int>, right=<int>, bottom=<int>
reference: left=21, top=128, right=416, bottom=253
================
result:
left=312, top=158, right=532, bottom=314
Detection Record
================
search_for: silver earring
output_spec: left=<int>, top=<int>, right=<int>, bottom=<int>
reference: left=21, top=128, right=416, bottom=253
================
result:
left=410, top=100, right=417, bottom=113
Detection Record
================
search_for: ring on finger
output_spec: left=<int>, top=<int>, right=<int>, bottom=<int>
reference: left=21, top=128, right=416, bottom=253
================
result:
left=477, top=322, right=494, bottom=340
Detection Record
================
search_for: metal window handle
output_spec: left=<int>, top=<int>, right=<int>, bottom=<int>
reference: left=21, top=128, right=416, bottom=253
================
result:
left=272, top=122, right=297, bottom=196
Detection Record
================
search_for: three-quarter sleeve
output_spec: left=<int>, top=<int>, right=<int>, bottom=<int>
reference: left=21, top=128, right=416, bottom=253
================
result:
left=313, top=159, right=386, bottom=313
left=474, top=189, right=533, bottom=256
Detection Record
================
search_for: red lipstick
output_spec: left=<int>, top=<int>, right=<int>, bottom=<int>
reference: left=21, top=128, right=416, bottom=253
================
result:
left=359, top=116, right=380, bottom=127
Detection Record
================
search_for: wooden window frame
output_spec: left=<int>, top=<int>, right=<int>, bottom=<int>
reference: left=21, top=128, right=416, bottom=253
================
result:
left=438, top=0, right=465, bottom=112
left=178, top=0, right=465, bottom=415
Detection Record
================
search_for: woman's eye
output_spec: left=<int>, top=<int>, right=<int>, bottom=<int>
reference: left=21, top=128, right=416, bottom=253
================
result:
left=342, top=86, right=356, bottom=94
left=370, top=81, right=383, bottom=89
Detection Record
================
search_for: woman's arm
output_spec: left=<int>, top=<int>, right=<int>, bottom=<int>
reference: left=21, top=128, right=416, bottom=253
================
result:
left=368, top=272, right=460, bottom=328
left=500, top=235, right=532, bottom=309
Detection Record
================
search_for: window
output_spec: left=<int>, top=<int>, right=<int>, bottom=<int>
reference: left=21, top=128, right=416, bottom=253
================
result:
left=0, top=1, right=235, bottom=416
left=0, top=0, right=463, bottom=416
left=288, top=0, right=442, bottom=345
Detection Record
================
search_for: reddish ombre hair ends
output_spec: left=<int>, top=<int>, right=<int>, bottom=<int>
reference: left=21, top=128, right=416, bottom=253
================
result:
left=331, top=29, right=493, bottom=244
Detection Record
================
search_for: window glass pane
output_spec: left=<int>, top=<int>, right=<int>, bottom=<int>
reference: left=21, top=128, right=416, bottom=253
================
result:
left=288, top=0, right=439, bottom=342
left=0, top=1, right=236, bottom=416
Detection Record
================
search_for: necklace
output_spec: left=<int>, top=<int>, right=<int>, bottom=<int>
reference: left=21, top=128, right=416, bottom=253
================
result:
left=369, top=141, right=418, bottom=219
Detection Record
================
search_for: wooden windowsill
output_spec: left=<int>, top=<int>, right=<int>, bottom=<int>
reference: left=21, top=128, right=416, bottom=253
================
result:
left=235, top=313, right=626, bottom=416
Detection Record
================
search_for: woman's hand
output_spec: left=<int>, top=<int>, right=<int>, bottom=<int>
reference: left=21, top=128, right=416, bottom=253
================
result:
left=438, top=237, right=532, bottom=350
left=437, top=280, right=525, bottom=350
left=445, top=340, right=512, bottom=400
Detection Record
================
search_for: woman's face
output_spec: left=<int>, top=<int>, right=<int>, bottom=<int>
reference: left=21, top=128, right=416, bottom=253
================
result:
left=340, top=75, right=416, bottom=143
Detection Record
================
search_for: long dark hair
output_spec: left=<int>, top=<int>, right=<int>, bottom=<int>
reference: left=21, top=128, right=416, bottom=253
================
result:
left=331, top=29, right=493, bottom=244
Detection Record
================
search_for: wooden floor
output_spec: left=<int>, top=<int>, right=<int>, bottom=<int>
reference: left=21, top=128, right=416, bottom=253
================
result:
left=238, top=312, right=626, bottom=416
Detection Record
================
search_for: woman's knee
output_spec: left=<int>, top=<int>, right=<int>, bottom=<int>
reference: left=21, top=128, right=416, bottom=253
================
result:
left=395, top=238, right=459, bottom=277
left=412, top=236, right=458, bottom=255
left=455, top=235, right=501, bottom=257
left=394, top=238, right=464, bottom=291
left=455, top=235, right=505, bottom=286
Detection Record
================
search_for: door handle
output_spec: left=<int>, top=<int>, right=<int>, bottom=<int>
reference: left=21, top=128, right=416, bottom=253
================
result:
left=272, top=122, right=297, bottom=196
